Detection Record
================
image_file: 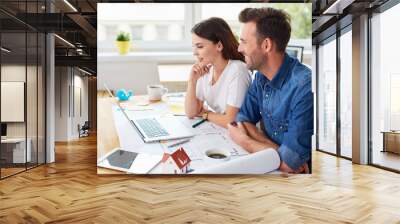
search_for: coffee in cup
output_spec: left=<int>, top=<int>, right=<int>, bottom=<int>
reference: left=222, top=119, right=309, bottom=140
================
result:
left=205, top=148, right=230, bottom=162
left=147, top=84, right=168, bottom=102
left=207, top=153, right=228, bottom=159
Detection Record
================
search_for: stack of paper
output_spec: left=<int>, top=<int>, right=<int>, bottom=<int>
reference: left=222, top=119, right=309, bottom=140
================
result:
left=192, top=148, right=280, bottom=174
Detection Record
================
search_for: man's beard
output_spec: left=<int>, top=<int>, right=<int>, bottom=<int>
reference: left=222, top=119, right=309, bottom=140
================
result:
left=247, top=55, right=264, bottom=71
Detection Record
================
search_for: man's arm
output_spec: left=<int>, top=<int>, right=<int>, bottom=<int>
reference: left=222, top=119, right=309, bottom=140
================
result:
left=241, top=122, right=277, bottom=148
left=228, top=122, right=298, bottom=173
left=235, top=75, right=261, bottom=124
left=227, top=122, right=270, bottom=152
left=276, top=78, right=313, bottom=171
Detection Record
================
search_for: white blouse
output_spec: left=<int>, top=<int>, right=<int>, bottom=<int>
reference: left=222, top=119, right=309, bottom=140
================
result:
left=195, top=60, right=251, bottom=113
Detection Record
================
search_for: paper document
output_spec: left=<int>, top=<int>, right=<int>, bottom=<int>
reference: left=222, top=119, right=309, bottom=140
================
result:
left=168, top=103, right=185, bottom=115
left=161, top=129, right=248, bottom=161
left=166, top=93, right=185, bottom=115
left=177, top=116, right=226, bottom=135
left=165, top=116, right=249, bottom=160
left=192, top=148, right=280, bottom=174
left=127, top=153, right=163, bottom=174
left=123, top=105, right=153, bottom=111
left=110, top=99, right=279, bottom=174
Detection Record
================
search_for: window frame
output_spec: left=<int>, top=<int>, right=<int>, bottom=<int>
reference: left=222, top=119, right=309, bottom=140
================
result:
left=97, top=3, right=311, bottom=53
left=368, top=0, right=400, bottom=173
left=316, top=34, right=338, bottom=156
left=98, top=4, right=195, bottom=52
left=315, top=24, right=353, bottom=161
left=315, top=0, right=400, bottom=173
left=338, top=25, right=353, bottom=159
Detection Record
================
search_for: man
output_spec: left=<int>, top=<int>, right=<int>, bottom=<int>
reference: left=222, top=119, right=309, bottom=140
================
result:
left=227, top=7, right=313, bottom=173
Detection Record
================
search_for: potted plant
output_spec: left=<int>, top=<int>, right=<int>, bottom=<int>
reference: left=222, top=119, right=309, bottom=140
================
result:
left=115, top=31, right=131, bottom=55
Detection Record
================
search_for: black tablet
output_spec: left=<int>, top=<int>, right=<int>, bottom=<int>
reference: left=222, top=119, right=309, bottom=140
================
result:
left=98, top=148, right=163, bottom=173
left=98, top=148, right=139, bottom=172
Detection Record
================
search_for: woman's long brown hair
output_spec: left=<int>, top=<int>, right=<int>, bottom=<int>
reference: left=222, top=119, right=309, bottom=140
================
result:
left=191, top=17, right=244, bottom=62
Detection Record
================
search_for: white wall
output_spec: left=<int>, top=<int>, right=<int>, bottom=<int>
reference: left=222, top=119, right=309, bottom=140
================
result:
left=72, top=74, right=89, bottom=138
left=1, top=65, right=39, bottom=138
left=1, top=65, right=26, bottom=139
left=97, top=52, right=197, bottom=95
left=54, top=67, right=89, bottom=141
left=55, top=67, right=69, bottom=141
left=97, top=58, right=161, bottom=95
left=1, top=64, right=46, bottom=163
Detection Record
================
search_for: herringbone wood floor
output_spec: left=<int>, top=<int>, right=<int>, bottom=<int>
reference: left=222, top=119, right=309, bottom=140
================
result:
left=1, top=135, right=400, bottom=224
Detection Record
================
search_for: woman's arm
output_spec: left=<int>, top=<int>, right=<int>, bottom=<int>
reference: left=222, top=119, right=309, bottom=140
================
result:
left=206, top=105, right=239, bottom=128
left=185, top=63, right=211, bottom=119
left=185, top=79, right=203, bottom=118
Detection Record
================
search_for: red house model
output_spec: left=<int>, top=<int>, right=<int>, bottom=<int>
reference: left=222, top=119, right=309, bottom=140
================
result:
left=162, top=147, right=191, bottom=174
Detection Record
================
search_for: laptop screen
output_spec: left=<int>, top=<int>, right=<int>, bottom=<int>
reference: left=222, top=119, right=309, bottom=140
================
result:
left=104, top=84, right=146, bottom=143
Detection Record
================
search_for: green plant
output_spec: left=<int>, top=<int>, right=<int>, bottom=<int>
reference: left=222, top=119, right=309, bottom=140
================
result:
left=116, top=31, right=130, bottom=41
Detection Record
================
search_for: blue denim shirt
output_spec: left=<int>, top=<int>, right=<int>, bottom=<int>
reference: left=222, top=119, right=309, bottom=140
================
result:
left=236, top=54, right=313, bottom=170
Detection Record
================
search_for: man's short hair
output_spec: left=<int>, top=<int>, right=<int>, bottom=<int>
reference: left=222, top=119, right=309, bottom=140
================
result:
left=239, top=7, right=291, bottom=52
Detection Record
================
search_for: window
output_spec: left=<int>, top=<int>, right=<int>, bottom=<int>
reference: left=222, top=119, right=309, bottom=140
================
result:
left=200, top=3, right=254, bottom=39
left=98, top=3, right=311, bottom=55
left=98, top=3, right=189, bottom=52
left=390, top=74, right=400, bottom=130
left=0, top=2, right=46, bottom=179
left=339, top=29, right=352, bottom=158
left=98, top=3, right=312, bottom=88
left=371, top=2, right=400, bottom=171
left=318, top=38, right=337, bottom=154
left=316, top=29, right=351, bottom=158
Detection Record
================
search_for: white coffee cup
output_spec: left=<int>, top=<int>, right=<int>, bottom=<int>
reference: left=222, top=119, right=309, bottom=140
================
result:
left=204, top=148, right=231, bottom=162
left=147, top=84, right=168, bottom=101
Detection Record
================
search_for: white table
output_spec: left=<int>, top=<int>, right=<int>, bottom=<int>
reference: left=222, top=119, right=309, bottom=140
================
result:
left=108, top=94, right=280, bottom=174
left=1, top=138, right=31, bottom=163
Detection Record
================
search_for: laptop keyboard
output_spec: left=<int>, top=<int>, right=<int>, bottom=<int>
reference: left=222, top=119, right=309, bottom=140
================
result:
left=136, top=118, right=169, bottom=138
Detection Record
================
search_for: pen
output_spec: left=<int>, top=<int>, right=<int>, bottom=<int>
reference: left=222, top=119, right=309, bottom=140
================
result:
left=192, top=119, right=206, bottom=128
left=167, top=138, right=191, bottom=148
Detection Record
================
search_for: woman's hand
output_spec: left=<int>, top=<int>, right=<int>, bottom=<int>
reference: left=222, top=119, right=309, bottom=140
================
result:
left=185, top=62, right=209, bottom=119
left=189, top=62, right=211, bottom=82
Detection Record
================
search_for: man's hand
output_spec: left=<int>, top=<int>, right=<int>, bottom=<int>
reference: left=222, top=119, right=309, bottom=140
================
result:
left=279, top=162, right=309, bottom=174
left=227, top=122, right=250, bottom=148
left=228, top=122, right=278, bottom=153
left=294, top=163, right=309, bottom=174
left=228, top=122, right=310, bottom=174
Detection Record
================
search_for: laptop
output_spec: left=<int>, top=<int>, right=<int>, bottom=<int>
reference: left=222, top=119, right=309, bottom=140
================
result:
left=104, top=83, right=194, bottom=143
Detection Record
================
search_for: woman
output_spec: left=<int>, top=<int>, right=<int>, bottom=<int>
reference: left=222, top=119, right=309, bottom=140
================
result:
left=185, top=17, right=251, bottom=128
